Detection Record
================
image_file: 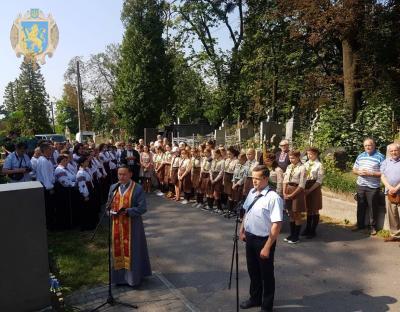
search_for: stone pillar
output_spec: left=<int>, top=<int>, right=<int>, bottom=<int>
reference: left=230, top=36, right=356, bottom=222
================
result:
left=0, top=182, right=51, bottom=312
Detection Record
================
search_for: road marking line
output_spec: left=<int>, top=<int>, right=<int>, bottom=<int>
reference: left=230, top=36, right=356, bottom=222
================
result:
left=154, top=271, right=200, bottom=312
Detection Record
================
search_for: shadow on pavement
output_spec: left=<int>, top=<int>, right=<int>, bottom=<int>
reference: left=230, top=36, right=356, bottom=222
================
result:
left=275, top=290, right=397, bottom=311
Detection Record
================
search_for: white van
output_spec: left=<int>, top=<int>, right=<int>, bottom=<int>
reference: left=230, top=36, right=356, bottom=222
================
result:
left=76, top=131, right=96, bottom=143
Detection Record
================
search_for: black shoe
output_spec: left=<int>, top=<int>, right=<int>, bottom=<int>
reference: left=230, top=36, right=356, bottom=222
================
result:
left=240, top=299, right=261, bottom=309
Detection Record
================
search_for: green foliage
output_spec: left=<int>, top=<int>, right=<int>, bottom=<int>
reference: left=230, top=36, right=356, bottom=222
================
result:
left=322, top=154, right=357, bottom=194
left=1, top=60, right=52, bottom=136
left=166, top=50, right=212, bottom=124
left=55, top=96, right=79, bottom=134
left=342, top=91, right=394, bottom=157
left=313, top=101, right=352, bottom=152
left=116, top=0, right=172, bottom=137
left=313, top=91, right=395, bottom=160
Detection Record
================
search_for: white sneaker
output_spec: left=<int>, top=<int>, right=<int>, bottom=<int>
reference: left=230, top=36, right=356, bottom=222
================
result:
left=156, top=191, right=164, bottom=196
left=181, top=199, right=189, bottom=204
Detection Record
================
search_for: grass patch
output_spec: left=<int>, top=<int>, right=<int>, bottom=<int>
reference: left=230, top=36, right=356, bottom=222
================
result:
left=48, top=228, right=109, bottom=295
left=324, top=171, right=357, bottom=194
left=377, top=229, right=391, bottom=239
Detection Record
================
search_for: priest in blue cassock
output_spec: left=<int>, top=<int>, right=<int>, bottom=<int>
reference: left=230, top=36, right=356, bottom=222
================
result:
left=108, top=165, right=152, bottom=286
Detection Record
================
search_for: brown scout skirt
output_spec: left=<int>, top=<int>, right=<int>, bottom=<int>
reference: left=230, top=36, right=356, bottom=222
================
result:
left=170, top=167, right=179, bottom=186
left=179, top=168, right=192, bottom=193
left=191, top=167, right=201, bottom=189
left=200, top=172, right=211, bottom=195
left=285, top=183, right=306, bottom=213
left=223, top=172, right=233, bottom=195
left=242, top=177, right=253, bottom=197
left=211, top=172, right=223, bottom=195
left=156, top=164, right=165, bottom=183
left=305, top=180, right=322, bottom=214
left=163, top=164, right=171, bottom=184
left=232, top=180, right=244, bottom=202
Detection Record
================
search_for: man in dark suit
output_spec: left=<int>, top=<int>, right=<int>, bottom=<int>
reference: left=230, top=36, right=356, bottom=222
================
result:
left=275, top=140, right=290, bottom=172
left=121, top=142, right=141, bottom=182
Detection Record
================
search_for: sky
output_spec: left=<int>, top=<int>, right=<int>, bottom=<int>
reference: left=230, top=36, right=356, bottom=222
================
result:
left=0, top=1, right=236, bottom=107
left=0, top=0, right=124, bottom=104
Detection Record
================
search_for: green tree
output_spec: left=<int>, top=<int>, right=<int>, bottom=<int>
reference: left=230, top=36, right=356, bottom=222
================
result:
left=1, top=80, right=18, bottom=117
left=115, top=0, right=172, bottom=137
left=55, top=95, right=79, bottom=134
left=15, top=59, right=52, bottom=135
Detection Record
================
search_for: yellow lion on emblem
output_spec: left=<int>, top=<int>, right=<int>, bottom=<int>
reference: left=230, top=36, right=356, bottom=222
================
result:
left=21, top=24, right=46, bottom=53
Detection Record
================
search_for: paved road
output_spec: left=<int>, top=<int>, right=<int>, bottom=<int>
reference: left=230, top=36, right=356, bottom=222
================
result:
left=144, top=193, right=400, bottom=312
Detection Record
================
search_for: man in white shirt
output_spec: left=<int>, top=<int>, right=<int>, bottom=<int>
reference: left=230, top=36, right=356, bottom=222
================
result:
left=239, top=165, right=283, bottom=312
left=36, top=143, right=56, bottom=230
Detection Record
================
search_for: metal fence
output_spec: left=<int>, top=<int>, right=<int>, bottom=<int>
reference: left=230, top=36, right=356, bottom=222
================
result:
left=171, top=133, right=215, bottom=147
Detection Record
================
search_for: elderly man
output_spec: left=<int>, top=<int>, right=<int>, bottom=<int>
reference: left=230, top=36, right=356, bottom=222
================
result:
left=275, top=140, right=290, bottom=172
left=381, top=143, right=400, bottom=240
left=352, top=138, right=385, bottom=235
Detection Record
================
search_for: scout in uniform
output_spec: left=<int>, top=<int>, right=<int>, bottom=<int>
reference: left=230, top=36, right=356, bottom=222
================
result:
left=223, top=147, right=239, bottom=215
left=163, top=144, right=173, bottom=197
left=200, top=148, right=213, bottom=210
left=263, top=152, right=284, bottom=197
left=169, top=147, right=181, bottom=201
left=210, top=149, right=225, bottom=213
left=243, top=148, right=259, bottom=197
left=230, top=153, right=248, bottom=217
left=302, top=147, right=324, bottom=239
left=178, top=149, right=193, bottom=204
left=154, top=146, right=165, bottom=196
left=283, top=150, right=307, bottom=244
left=191, top=147, right=202, bottom=208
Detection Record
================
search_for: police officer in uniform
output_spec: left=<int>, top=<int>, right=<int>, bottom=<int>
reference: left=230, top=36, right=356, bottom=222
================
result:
left=239, top=165, right=283, bottom=312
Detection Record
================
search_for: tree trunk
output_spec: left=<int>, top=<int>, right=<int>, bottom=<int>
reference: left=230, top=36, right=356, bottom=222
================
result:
left=342, top=39, right=361, bottom=121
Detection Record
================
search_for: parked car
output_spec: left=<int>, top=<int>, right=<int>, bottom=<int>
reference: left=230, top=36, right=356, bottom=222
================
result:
left=35, top=134, right=67, bottom=143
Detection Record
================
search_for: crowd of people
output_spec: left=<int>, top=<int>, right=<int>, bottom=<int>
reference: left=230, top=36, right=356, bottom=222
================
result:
left=1, top=134, right=399, bottom=244
left=1, top=135, right=322, bottom=243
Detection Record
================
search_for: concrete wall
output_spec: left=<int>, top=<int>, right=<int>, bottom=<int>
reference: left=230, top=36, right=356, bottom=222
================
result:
left=321, top=190, right=389, bottom=230
left=0, top=182, right=51, bottom=312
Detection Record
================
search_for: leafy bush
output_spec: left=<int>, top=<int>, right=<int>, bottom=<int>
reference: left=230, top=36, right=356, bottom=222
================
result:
left=322, top=153, right=357, bottom=194
left=312, top=92, right=395, bottom=160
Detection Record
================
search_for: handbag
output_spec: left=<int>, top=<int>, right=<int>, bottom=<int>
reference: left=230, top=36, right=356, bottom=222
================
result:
left=388, top=193, right=400, bottom=205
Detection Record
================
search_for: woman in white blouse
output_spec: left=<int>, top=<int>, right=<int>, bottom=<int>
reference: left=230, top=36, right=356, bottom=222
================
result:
left=283, top=150, right=306, bottom=244
left=302, top=147, right=324, bottom=239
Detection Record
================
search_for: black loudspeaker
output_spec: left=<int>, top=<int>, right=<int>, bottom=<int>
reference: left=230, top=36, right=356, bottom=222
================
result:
left=0, top=182, right=51, bottom=312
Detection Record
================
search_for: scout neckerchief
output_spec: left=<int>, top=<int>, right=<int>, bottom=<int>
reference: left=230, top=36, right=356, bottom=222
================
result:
left=111, top=181, right=136, bottom=271
left=306, top=160, right=315, bottom=179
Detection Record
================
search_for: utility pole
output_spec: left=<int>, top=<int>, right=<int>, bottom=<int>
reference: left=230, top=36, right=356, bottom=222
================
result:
left=50, top=101, right=55, bottom=133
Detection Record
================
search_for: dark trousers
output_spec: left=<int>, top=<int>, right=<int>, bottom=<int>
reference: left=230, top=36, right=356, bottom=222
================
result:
left=44, top=189, right=56, bottom=231
left=245, top=232, right=276, bottom=311
left=356, top=185, right=381, bottom=229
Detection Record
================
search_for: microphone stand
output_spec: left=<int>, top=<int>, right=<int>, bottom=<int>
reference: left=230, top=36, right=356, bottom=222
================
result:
left=90, top=183, right=138, bottom=311
left=228, top=200, right=243, bottom=312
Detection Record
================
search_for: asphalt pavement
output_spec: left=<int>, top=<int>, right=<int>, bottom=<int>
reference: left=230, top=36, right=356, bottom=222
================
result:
left=144, top=193, right=400, bottom=312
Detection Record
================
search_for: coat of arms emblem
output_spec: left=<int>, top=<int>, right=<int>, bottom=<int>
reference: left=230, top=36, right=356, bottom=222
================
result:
left=10, top=9, right=59, bottom=64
